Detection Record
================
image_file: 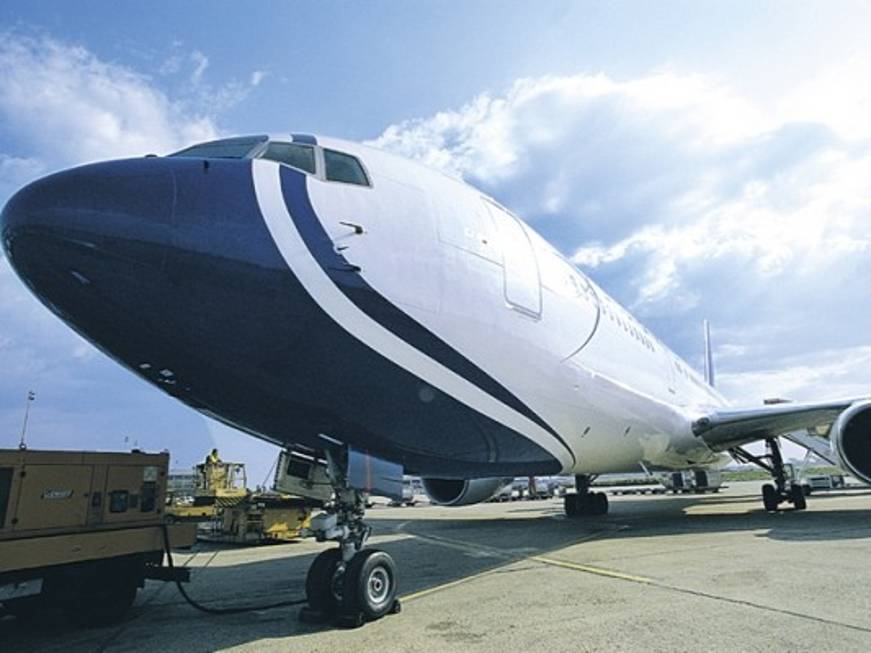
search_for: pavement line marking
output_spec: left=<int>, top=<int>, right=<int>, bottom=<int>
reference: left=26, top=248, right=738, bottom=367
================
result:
left=401, top=568, right=503, bottom=602
left=530, top=556, right=652, bottom=584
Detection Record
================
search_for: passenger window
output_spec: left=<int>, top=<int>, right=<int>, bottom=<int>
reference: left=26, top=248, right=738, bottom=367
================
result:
left=261, top=142, right=316, bottom=174
left=324, top=149, right=369, bottom=186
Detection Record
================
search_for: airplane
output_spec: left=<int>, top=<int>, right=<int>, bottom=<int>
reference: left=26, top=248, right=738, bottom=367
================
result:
left=2, top=132, right=869, bottom=623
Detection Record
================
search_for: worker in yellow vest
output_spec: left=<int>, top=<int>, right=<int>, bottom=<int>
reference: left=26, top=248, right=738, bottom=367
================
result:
left=205, top=448, right=221, bottom=466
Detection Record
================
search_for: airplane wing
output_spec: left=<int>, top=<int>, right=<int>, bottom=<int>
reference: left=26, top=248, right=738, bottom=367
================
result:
left=690, top=399, right=861, bottom=450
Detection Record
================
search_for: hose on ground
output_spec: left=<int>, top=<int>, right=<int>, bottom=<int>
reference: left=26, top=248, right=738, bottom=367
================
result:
left=161, top=524, right=308, bottom=615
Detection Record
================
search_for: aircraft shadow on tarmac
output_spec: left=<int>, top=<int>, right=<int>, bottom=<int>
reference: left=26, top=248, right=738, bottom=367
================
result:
left=3, top=491, right=871, bottom=650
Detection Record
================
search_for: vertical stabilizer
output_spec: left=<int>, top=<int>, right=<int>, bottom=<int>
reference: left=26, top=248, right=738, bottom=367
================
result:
left=703, top=319, right=715, bottom=387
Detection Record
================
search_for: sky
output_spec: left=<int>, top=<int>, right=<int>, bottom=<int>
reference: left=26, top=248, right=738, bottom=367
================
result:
left=2, top=1, right=871, bottom=478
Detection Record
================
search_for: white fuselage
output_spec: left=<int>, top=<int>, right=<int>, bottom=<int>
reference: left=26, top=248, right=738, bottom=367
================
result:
left=296, top=136, right=729, bottom=475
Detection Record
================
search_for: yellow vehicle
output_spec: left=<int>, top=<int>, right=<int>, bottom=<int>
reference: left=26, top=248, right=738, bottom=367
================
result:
left=0, top=448, right=195, bottom=625
left=205, top=494, right=312, bottom=544
left=165, top=457, right=248, bottom=521
left=167, top=450, right=314, bottom=543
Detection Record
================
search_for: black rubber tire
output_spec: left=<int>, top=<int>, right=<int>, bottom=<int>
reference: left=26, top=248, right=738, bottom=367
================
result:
left=3, top=595, right=46, bottom=621
left=564, top=494, right=578, bottom=517
left=790, top=484, right=807, bottom=510
left=593, top=492, right=609, bottom=516
left=762, top=483, right=779, bottom=511
left=342, top=549, right=397, bottom=620
left=306, top=548, right=344, bottom=614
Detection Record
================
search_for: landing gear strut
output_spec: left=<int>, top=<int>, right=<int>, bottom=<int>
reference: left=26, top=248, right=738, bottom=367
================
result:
left=300, top=449, right=401, bottom=627
left=564, top=474, right=609, bottom=517
left=730, top=438, right=807, bottom=512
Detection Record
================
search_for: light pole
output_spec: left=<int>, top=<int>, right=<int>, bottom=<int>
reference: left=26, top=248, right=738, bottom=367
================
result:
left=19, top=390, right=35, bottom=450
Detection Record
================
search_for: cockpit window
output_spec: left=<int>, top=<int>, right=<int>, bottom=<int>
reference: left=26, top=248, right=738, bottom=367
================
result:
left=324, top=149, right=369, bottom=186
left=260, top=142, right=316, bottom=174
left=168, top=135, right=267, bottom=159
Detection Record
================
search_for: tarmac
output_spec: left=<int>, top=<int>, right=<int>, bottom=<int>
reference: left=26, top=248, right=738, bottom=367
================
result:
left=5, top=480, right=871, bottom=652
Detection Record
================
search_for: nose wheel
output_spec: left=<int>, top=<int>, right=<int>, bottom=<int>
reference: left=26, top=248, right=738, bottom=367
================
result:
left=343, top=549, right=399, bottom=620
left=303, top=546, right=401, bottom=627
left=298, top=448, right=402, bottom=627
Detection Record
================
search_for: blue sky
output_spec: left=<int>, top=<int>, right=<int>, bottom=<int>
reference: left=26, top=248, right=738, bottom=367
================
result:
left=2, top=2, right=871, bottom=478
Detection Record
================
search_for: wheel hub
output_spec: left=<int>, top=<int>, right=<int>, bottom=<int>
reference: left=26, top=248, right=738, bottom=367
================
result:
left=367, top=567, right=390, bottom=604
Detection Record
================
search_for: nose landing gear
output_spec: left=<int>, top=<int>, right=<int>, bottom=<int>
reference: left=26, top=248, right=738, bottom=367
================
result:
left=298, top=449, right=401, bottom=627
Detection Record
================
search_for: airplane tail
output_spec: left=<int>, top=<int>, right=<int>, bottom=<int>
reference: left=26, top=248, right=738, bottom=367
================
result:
left=703, top=319, right=715, bottom=387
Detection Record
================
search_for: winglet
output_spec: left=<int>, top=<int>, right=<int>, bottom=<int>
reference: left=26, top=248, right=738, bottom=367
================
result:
left=703, top=319, right=715, bottom=388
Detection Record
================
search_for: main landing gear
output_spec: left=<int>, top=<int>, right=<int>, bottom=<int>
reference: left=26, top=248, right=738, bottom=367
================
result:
left=564, top=474, right=609, bottom=517
left=299, top=450, right=401, bottom=628
left=730, top=438, right=807, bottom=512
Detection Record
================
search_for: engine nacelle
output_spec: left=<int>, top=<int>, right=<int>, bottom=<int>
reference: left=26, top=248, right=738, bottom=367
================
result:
left=831, top=400, right=871, bottom=485
left=421, top=477, right=511, bottom=506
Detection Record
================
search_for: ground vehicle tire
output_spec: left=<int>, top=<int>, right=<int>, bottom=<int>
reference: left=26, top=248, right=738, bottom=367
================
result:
left=762, top=483, right=779, bottom=511
left=70, top=577, right=138, bottom=626
left=790, top=484, right=807, bottom=510
left=306, top=548, right=344, bottom=614
left=3, top=595, right=46, bottom=620
left=342, top=549, right=397, bottom=620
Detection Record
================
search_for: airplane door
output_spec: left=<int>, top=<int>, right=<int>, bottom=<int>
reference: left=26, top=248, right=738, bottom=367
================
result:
left=483, top=199, right=541, bottom=317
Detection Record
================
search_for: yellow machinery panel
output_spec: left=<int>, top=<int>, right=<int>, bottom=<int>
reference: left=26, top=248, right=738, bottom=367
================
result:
left=0, top=449, right=169, bottom=540
left=11, top=464, right=92, bottom=531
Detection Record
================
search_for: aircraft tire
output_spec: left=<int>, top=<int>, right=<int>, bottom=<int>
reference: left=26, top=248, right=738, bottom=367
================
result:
left=761, top=483, right=779, bottom=512
left=306, top=548, right=344, bottom=614
left=564, top=494, right=579, bottom=517
left=342, top=549, right=398, bottom=620
left=790, top=484, right=807, bottom=511
left=593, top=492, right=609, bottom=516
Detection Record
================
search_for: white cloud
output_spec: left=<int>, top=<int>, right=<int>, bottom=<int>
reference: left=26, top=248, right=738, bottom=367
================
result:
left=778, top=55, right=871, bottom=140
left=717, top=347, right=871, bottom=406
left=189, top=50, right=209, bottom=85
left=0, top=32, right=219, bottom=166
left=250, top=70, right=266, bottom=87
left=0, top=154, right=45, bottom=203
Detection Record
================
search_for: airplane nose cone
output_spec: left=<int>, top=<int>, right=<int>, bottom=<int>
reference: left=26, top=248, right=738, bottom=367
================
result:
left=1, top=158, right=174, bottom=323
left=2, top=158, right=174, bottom=264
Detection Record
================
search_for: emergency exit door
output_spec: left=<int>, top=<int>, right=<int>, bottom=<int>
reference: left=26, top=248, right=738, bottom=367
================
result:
left=483, top=199, right=541, bottom=316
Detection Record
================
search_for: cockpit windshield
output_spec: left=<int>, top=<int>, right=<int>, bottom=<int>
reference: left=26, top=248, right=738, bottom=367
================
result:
left=168, top=135, right=268, bottom=159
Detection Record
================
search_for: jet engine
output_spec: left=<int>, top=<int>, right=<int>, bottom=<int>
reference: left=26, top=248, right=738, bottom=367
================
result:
left=831, top=400, right=871, bottom=484
left=421, top=477, right=511, bottom=506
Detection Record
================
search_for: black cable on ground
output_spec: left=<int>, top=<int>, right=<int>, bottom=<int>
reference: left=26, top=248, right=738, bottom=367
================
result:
left=161, top=524, right=308, bottom=615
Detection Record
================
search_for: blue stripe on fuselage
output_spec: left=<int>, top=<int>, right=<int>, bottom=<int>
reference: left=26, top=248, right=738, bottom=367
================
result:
left=276, top=165, right=575, bottom=464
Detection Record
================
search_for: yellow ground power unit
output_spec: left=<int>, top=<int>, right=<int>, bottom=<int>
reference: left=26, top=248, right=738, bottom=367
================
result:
left=0, top=448, right=196, bottom=625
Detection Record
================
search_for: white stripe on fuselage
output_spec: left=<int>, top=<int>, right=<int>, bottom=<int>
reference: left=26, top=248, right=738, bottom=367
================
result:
left=251, top=159, right=573, bottom=471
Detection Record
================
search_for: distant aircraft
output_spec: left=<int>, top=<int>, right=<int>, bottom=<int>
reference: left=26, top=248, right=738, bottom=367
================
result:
left=3, top=133, right=868, bottom=621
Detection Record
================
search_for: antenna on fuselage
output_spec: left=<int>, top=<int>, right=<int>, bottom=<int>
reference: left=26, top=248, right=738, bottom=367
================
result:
left=703, top=319, right=715, bottom=388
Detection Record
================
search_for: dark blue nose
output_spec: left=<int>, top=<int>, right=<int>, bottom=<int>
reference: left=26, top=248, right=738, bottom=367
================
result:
left=3, top=158, right=175, bottom=265
left=1, top=158, right=175, bottom=324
